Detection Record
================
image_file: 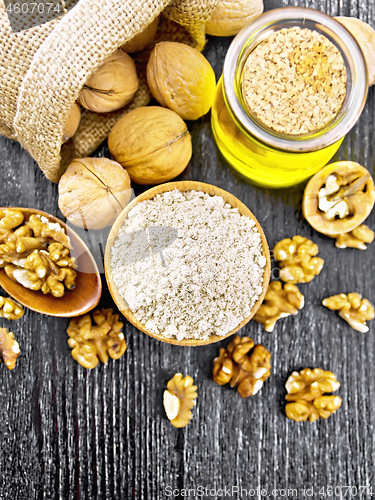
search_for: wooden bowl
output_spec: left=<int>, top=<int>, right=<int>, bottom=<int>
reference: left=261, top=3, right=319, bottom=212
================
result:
left=105, top=181, right=271, bottom=346
left=0, top=208, right=102, bottom=317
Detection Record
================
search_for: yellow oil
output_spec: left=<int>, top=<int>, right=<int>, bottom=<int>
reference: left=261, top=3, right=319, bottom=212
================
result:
left=211, top=79, right=344, bottom=188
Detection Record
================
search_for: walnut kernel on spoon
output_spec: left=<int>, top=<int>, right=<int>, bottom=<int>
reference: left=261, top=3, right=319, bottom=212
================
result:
left=303, top=161, right=375, bottom=237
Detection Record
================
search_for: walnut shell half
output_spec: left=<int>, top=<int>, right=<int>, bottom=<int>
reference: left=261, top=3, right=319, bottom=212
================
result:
left=58, top=158, right=132, bottom=230
left=303, top=161, right=375, bottom=236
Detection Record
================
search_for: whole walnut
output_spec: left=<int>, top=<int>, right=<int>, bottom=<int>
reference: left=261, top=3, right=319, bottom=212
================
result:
left=62, top=103, right=81, bottom=142
left=336, top=17, right=375, bottom=86
left=121, top=17, right=159, bottom=53
left=146, top=42, right=216, bottom=121
left=108, top=106, right=192, bottom=185
left=79, top=50, right=139, bottom=113
left=205, top=0, right=264, bottom=37
left=58, top=158, right=132, bottom=230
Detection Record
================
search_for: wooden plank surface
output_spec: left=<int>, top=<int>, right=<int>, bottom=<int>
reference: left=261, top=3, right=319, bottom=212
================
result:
left=0, top=0, right=374, bottom=498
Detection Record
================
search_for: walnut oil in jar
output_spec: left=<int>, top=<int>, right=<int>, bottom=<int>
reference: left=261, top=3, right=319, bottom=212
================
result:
left=211, top=8, right=368, bottom=188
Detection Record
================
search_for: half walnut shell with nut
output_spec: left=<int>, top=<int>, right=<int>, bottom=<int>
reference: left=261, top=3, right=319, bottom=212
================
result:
left=303, top=161, right=375, bottom=237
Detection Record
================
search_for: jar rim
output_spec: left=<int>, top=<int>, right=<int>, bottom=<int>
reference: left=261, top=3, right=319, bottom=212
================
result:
left=223, top=7, right=368, bottom=152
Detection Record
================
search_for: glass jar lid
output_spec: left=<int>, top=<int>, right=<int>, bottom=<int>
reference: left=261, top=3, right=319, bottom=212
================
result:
left=223, top=7, right=368, bottom=152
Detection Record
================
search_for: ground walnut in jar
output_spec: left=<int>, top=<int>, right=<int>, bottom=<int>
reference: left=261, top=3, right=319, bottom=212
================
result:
left=242, top=27, right=347, bottom=135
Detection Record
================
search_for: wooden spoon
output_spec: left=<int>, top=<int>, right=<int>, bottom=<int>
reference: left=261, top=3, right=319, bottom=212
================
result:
left=0, top=208, right=102, bottom=317
left=105, top=181, right=271, bottom=346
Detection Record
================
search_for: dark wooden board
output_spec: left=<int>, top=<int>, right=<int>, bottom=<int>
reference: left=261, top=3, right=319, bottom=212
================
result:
left=0, top=1, right=374, bottom=498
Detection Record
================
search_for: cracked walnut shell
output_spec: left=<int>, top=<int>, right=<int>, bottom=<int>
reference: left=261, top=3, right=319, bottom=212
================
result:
left=213, top=336, right=271, bottom=398
left=335, top=224, right=374, bottom=250
left=273, top=235, right=324, bottom=284
left=58, top=158, right=132, bottom=230
left=322, top=293, right=374, bottom=333
left=303, top=162, right=375, bottom=237
left=163, top=373, right=197, bottom=428
left=0, top=327, right=20, bottom=370
left=0, top=297, right=24, bottom=320
left=253, top=281, right=304, bottom=332
left=147, top=42, right=216, bottom=121
left=285, top=368, right=341, bottom=422
left=67, top=308, right=126, bottom=369
left=108, top=106, right=192, bottom=185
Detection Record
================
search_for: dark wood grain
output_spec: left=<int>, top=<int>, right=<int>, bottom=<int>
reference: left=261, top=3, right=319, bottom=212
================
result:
left=1, top=1, right=374, bottom=498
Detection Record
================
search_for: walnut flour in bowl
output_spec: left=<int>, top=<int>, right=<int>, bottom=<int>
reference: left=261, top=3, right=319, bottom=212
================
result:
left=109, top=188, right=268, bottom=342
left=242, top=26, right=347, bottom=136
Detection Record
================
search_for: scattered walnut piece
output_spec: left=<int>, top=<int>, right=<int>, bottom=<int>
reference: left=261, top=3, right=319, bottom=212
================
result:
left=303, top=161, right=375, bottom=237
left=335, top=224, right=374, bottom=250
left=253, top=281, right=304, bottom=332
left=273, top=235, right=324, bottom=284
left=0, top=327, right=20, bottom=370
left=322, top=293, right=374, bottom=333
left=163, top=373, right=197, bottom=428
left=285, top=368, right=341, bottom=422
left=0, top=296, right=24, bottom=320
left=213, top=335, right=271, bottom=398
left=67, top=308, right=126, bottom=369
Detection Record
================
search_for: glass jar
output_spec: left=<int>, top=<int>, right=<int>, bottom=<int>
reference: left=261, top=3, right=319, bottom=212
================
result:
left=211, top=7, right=368, bottom=188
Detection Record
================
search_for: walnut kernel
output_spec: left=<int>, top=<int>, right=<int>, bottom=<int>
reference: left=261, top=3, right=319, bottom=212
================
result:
left=164, top=373, right=197, bottom=428
left=335, top=224, right=374, bottom=250
left=285, top=368, right=341, bottom=422
left=273, top=236, right=324, bottom=284
left=0, top=327, right=20, bottom=370
left=253, top=281, right=304, bottom=332
left=213, top=336, right=271, bottom=398
left=0, top=213, right=77, bottom=298
left=67, top=308, right=126, bottom=369
left=322, top=293, right=374, bottom=333
left=0, top=297, right=24, bottom=320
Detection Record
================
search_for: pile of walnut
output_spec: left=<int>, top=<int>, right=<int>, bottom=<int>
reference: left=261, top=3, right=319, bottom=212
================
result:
left=67, top=308, right=127, bottom=369
left=0, top=209, right=77, bottom=298
left=213, top=335, right=271, bottom=398
left=303, top=161, right=375, bottom=250
left=285, top=368, right=342, bottom=422
left=0, top=327, right=20, bottom=370
left=163, top=373, right=197, bottom=428
left=323, top=293, right=374, bottom=333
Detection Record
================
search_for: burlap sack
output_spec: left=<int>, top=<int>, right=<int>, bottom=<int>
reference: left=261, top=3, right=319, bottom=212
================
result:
left=0, top=0, right=218, bottom=182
